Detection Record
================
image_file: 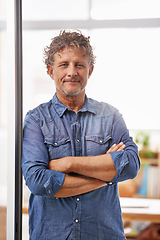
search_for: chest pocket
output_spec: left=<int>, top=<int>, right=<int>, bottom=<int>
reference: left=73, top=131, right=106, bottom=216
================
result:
left=44, top=136, right=71, bottom=160
left=85, top=135, right=112, bottom=156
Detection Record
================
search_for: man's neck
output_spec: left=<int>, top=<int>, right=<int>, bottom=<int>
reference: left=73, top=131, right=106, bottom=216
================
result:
left=56, top=90, right=85, bottom=113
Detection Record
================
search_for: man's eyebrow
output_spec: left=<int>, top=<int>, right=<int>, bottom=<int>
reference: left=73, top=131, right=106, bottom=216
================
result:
left=58, top=61, right=68, bottom=64
left=76, top=61, right=85, bottom=64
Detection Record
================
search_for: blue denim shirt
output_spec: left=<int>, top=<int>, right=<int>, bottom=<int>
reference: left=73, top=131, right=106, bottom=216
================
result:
left=22, top=94, right=140, bottom=240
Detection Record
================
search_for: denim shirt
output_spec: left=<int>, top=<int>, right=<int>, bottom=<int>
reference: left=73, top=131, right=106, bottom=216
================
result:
left=22, top=94, right=140, bottom=240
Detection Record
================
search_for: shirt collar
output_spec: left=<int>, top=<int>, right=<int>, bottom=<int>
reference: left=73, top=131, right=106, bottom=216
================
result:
left=52, top=93, right=96, bottom=117
left=80, top=96, right=96, bottom=115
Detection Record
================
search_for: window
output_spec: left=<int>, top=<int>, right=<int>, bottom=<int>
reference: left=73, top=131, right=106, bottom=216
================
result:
left=0, top=41, right=7, bottom=238
left=23, top=28, right=160, bottom=129
left=23, top=0, right=89, bottom=20
left=91, top=0, right=160, bottom=20
left=1, top=1, right=160, bottom=238
left=0, top=2, right=7, bottom=239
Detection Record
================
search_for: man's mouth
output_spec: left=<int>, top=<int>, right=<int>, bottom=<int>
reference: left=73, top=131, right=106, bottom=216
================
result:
left=63, top=79, right=80, bottom=83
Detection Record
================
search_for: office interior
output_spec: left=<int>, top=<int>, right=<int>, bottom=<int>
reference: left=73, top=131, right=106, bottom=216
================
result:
left=0, top=0, right=160, bottom=239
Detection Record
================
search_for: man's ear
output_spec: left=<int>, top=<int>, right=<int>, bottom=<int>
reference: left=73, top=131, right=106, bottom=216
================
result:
left=47, top=64, right=54, bottom=79
left=88, top=64, right=94, bottom=78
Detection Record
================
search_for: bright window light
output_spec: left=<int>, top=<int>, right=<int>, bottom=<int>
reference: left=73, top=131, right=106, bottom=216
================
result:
left=87, top=28, right=160, bottom=129
left=22, top=0, right=89, bottom=21
left=23, top=28, right=160, bottom=130
left=91, top=0, right=160, bottom=20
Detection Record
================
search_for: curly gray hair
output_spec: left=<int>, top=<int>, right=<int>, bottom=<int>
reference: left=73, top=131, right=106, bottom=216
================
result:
left=43, top=30, right=96, bottom=73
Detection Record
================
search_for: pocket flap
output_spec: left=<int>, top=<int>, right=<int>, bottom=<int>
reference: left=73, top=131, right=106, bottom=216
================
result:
left=85, top=135, right=112, bottom=144
left=44, top=137, right=70, bottom=147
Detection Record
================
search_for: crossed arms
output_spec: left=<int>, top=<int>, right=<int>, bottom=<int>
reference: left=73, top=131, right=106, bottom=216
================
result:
left=49, top=142, right=125, bottom=198
left=22, top=113, right=140, bottom=199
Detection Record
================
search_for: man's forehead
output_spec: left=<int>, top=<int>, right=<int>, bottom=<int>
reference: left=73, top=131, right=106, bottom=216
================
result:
left=55, top=46, right=86, bottom=59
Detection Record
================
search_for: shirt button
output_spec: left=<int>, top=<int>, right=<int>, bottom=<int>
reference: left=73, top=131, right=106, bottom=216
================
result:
left=77, top=198, right=80, bottom=202
left=75, top=219, right=79, bottom=223
left=108, top=182, right=113, bottom=185
left=54, top=142, right=58, bottom=146
left=76, top=139, right=80, bottom=143
left=48, top=190, right=51, bottom=194
left=99, top=140, right=103, bottom=144
left=76, top=121, right=79, bottom=124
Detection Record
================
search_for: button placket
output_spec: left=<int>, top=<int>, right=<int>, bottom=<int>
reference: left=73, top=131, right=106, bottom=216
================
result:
left=74, top=118, right=81, bottom=156
left=73, top=196, right=81, bottom=238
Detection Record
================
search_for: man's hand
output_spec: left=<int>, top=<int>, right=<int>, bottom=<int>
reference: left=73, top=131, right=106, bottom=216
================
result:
left=107, top=142, right=125, bottom=153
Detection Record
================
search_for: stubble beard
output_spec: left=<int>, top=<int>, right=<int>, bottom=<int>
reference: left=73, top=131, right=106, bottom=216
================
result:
left=55, top=80, right=86, bottom=97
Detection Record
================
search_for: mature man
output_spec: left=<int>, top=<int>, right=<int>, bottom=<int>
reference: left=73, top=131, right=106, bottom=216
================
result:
left=22, top=30, right=140, bottom=240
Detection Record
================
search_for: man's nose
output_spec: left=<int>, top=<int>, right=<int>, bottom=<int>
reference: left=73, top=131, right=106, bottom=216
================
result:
left=67, top=65, right=78, bottom=77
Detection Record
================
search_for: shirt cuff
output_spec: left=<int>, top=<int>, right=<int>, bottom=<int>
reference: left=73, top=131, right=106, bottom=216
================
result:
left=107, top=151, right=129, bottom=184
left=44, top=170, right=65, bottom=197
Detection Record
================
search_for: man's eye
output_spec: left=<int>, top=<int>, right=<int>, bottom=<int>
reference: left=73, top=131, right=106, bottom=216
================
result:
left=59, top=63, right=68, bottom=67
left=76, top=64, right=84, bottom=68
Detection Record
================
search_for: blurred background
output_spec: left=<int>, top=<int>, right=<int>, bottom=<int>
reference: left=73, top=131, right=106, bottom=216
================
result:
left=0, top=0, right=160, bottom=239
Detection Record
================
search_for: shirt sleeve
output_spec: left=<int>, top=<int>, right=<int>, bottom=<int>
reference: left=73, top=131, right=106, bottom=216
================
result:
left=22, top=111, right=65, bottom=197
left=107, top=108, right=140, bottom=185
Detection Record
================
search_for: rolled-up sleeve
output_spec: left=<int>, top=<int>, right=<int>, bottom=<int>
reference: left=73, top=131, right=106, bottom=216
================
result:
left=22, top=111, right=65, bottom=197
left=107, top=109, right=140, bottom=184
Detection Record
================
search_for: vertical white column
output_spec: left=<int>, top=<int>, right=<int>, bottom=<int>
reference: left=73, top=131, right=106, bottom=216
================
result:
left=6, top=0, right=15, bottom=238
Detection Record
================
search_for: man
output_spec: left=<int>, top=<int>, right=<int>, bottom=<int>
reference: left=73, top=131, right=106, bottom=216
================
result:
left=22, top=30, right=140, bottom=240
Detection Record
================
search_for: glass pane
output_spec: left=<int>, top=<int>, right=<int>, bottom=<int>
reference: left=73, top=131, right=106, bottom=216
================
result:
left=22, top=27, right=160, bottom=239
left=91, top=0, right=160, bottom=20
left=0, top=0, right=6, bottom=20
left=0, top=31, right=7, bottom=240
left=87, top=28, right=160, bottom=130
left=23, top=0, right=89, bottom=20
left=23, top=28, right=160, bottom=129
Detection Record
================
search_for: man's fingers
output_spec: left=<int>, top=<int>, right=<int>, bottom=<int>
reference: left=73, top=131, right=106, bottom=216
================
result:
left=107, top=143, right=116, bottom=153
left=117, top=143, right=126, bottom=151
left=107, top=142, right=125, bottom=153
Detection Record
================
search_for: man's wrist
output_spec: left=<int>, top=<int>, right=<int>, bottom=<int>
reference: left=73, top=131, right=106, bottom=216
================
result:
left=66, top=156, right=74, bottom=173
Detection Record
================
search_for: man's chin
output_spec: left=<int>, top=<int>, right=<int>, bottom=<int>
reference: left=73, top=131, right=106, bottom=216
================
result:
left=56, top=85, right=85, bottom=97
left=61, top=88, right=84, bottom=97
left=64, top=91, right=81, bottom=97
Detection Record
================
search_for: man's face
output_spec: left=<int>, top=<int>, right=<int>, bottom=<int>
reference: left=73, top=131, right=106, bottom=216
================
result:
left=48, top=47, right=94, bottom=97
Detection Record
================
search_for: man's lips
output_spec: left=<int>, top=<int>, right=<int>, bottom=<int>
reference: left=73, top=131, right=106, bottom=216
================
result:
left=63, top=79, right=80, bottom=83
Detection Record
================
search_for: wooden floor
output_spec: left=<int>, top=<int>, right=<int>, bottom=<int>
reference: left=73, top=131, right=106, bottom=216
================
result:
left=0, top=206, right=6, bottom=240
